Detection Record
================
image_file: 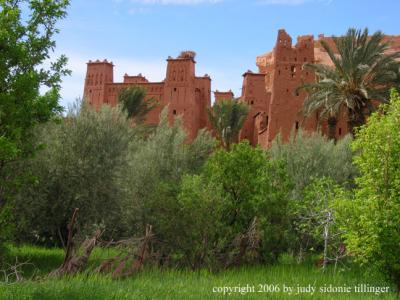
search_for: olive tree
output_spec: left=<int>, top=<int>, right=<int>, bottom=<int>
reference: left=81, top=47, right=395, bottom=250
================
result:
left=11, top=104, right=134, bottom=246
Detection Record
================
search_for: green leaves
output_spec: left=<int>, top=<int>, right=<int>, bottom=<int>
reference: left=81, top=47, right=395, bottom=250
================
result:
left=299, top=28, right=400, bottom=135
left=118, top=86, right=158, bottom=124
left=11, top=104, right=135, bottom=245
left=0, top=0, right=70, bottom=210
left=336, top=89, right=400, bottom=291
left=207, top=99, right=249, bottom=150
left=176, top=142, right=291, bottom=266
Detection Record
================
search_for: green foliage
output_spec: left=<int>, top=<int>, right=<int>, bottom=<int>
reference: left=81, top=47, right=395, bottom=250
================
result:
left=269, top=130, right=357, bottom=200
left=292, top=178, right=348, bottom=267
left=0, top=0, right=70, bottom=209
left=174, top=142, right=291, bottom=268
left=207, top=100, right=249, bottom=150
left=298, top=28, right=400, bottom=134
left=118, top=86, right=157, bottom=124
left=1, top=245, right=396, bottom=300
left=121, top=107, right=216, bottom=240
left=269, top=131, right=356, bottom=260
left=10, top=103, right=135, bottom=245
left=335, top=89, right=400, bottom=292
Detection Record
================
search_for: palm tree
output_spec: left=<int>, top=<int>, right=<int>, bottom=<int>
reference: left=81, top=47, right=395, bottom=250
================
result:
left=298, top=28, right=400, bottom=137
left=207, top=99, right=249, bottom=150
left=118, top=86, right=157, bottom=124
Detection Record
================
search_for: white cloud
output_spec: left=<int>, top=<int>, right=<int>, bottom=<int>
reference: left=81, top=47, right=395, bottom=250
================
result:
left=127, top=7, right=148, bottom=14
left=256, top=0, right=332, bottom=5
left=130, top=0, right=223, bottom=5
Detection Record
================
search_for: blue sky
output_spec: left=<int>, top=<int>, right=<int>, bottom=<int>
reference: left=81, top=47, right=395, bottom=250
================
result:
left=54, top=0, right=400, bottom=108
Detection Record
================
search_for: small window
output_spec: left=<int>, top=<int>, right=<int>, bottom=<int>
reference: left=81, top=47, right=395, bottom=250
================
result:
left=173, top=109, right=177, bottom=115
left=286, top=89, right=289, bottom=93
left=291, top=66, right=296, bottom=78
left=296, top=91, right=300, bottom=96
left=294, top=57, right=297, bottom=62
left=174, top=88, right=177, bottom=92
left=251, top=101, right=254, bottom=105
left=304, top=57, right=307, bottom=62
left=339, top=128, right=342, bottom=135
left=278, top=70, right=281, bottom=75
left=295, top=121, right=299, bottom=130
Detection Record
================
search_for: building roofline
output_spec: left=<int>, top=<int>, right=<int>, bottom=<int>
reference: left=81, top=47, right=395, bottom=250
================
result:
left=242, top=72, right=266, bottom=77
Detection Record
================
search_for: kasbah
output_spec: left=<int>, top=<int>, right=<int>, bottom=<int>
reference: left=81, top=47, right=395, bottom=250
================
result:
left=83, top=29, right=400, bottom=147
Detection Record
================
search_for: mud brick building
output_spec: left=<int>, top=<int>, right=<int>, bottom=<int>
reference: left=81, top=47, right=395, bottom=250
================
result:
left=83, top=51, right=211, bottom=141
left=83, top=30, right=400, bottom=147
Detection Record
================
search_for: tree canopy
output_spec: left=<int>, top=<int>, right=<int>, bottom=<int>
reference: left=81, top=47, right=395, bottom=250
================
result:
left=335, top=89, right=400, bottom=293
left=0, top=0, right=70, bottom=209
left=207, top=99, right=249, bottom=150
left=298, top=28, right=400, bottom=137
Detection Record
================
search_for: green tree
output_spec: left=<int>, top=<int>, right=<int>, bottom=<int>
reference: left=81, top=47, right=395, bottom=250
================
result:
left=175, top=142, right=291, bottom=268
left=0, top=0, right=70, bottom=210
left=292, top=178, right=347, bottom=268
left=11, top=103, right=134, bottom=246
left=269, top=130, right=356, bottom=200
left=298, top=28, right=400, bottom=137
left=121, top=108, right=216, bottom=239
left=269, top=130, right=356, bottom=261
left=118, top=86, right=157, bottom=124
left=207, top=99, right=249, bottom=150
left=335, top=89, right=400, bottom=293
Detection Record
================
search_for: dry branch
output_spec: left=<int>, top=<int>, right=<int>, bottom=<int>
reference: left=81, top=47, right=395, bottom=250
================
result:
left=96, top=225, right=154, bottom=279
left=50, top=208, right=103, bottom=277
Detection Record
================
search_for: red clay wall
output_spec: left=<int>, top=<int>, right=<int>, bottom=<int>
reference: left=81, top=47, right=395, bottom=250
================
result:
left=83, top=54, right=211, bottom=141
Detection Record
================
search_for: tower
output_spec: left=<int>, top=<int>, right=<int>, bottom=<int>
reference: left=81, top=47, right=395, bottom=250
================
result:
left=265, top=30, right=317, bottom=146
left=164, top=52, right=197, bottom=139
left=83, top=59, right=114, bottom=109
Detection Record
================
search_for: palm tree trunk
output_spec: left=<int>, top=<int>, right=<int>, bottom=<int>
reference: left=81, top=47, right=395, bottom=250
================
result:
left=327, top=117, right=337, bottom=141
left=347, top=108, right=366, bottom=137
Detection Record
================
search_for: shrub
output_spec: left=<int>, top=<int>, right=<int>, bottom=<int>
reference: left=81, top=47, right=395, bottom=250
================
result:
left=120, top=108, right=216, bottom=243
left=335, top=90, right=400, bottom=293
left=292, top=177, right=348, bottom=268
left=269, top=130, right=356, bottom=200
left=172, top=142, right=291, bottom=269
left=269, top=130, right=356, bottom=260
left=10, top=103, right=134, bottom=246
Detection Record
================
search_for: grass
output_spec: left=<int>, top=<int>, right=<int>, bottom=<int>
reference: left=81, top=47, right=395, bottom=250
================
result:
left=0, top=245, right=397, bottom=300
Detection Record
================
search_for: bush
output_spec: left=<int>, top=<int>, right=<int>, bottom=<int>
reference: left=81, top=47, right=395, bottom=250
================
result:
left=172, top=142, right=291, bottom=269
left=120, top=108, right=216, bottom=243
left=292, top=177, right=348, bottom=268
left=269, top=130, right=356, bottom=199
left=268, top=130, right=356, bottom=261
left=335, top=90, right=400, bottom=292
left=10, top=103, right=135, bottom=246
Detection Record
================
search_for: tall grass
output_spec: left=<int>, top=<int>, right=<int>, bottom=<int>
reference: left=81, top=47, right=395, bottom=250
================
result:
left=0, top=245, right=396, bottom=300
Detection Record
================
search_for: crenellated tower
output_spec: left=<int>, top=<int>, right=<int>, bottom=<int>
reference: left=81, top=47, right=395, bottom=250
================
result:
left=164, top=51, right=207, bottom=140
left=265, top=29, right=317, bottom=146
left=83, top=60, right=114, bottom=109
